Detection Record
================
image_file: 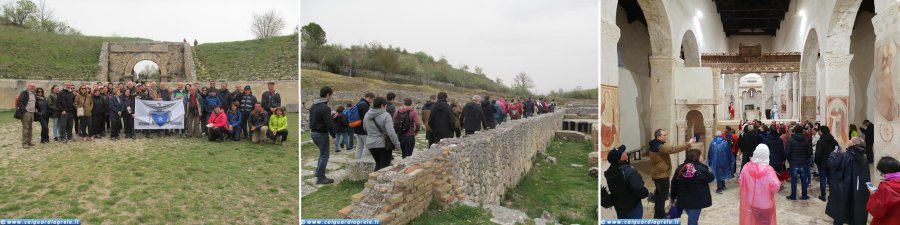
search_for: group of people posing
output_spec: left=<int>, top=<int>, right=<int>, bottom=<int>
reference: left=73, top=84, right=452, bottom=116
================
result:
left=15, top=80, right=290, bottom=148
left=603, top=119, right=900, bottom=225
left=307, top=86, right=557, bottom=184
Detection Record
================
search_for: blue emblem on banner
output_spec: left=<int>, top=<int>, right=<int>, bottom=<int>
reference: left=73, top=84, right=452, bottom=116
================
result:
left=150, top=111, right=170, bottom=126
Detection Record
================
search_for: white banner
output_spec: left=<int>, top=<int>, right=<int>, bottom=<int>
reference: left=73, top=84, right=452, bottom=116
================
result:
left=135, top=99, right=185, bottom=129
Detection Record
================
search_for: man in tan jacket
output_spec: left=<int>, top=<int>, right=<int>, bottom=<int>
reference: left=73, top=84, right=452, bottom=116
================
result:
left=648, top=128, right=695, bottom=218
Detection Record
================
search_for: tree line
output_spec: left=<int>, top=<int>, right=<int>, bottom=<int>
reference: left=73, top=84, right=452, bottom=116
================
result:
left=300, top=22, right=536, bottom=97
left=2, top=0, right=81, bottom=35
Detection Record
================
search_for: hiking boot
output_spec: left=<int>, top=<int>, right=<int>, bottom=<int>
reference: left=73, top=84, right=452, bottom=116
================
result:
left=316, top=177, right=335, bottom=184
left=819, top=195, right=826, bottom=201
left=800, top=196, right=810, bottom=200
left=23, top=144, right=30, bottom=149
left=27, top=143, right=35, bottom=147
left=786, top=195, right=797, bottom=200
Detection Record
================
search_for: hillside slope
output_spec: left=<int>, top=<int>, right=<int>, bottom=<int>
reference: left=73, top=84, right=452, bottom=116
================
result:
left=0, top=25, right=148, bottom=80
left=193, top=35, right=299, bottom=81
left=301, top=69, right=592, bottom=105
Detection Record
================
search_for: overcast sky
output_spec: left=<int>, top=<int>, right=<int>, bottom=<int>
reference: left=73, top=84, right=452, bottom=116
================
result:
left=301, top=0, right=598, bottom=95
left=16, top=0, right=298, bottom=43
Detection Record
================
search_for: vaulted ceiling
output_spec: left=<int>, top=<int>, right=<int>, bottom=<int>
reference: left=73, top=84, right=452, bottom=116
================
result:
left=714, top=0, right=791, bottom=36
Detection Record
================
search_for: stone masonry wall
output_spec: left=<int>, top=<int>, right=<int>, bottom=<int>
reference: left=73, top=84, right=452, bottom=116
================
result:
left=339, top=111, right=565, bottom=225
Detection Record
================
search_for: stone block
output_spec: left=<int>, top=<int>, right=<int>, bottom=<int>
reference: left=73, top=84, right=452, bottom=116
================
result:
left=588, top=151, right=599, bottom=167
left=338, top=205, right=352, bottom=218
left=555, top=130, right=586, bottom=142
left=346, top=159, right=375, bottom=181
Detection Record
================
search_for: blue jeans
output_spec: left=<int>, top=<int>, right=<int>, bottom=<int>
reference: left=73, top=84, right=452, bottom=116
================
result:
left=345, top=129, right=355, bottom=148
left=615, top=204, right=642, bottom=219
left=683, top=209, right=702, bottom=225
left=818, top=166, right=829, bottom=197
left=312, top=132, right=330, bottom=179
left=334, top=131, right=345, bottom=152
left=790, top=165, right=811, bottom=197
left=399, top=135, right=415, bottom=158
left=51, top=118, right=59, bottom=140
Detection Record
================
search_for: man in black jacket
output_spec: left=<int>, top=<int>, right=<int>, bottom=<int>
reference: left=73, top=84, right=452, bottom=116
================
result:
left=57, top=82, right=76, bottom=143
left=238, top=86, right=257, bottom=139
left=738, top=125, right=762, bottom=168
left=261, top=82, right=281, bottom=115
left=523, top=97, right=535, bottom=118
left=218, top=83, right=230, bottom=109
left=814, top=125, right=839, bottom=201
left=421, top=95, right=436, bottom=147
left=481, top=95, right=496, bottom=129
left=308, top=86, right=337, bottom=185
left=787, top=125, right=813, bottom=200
left=603, top=145, right=648, bottom=219
left=17, top=83, right=37, bottom=148
left=427, top=92, right=456, bottom=144
left=353, top=92, right=375, bottom=160
left=861, top=119, right=875, bottom=163
left=460, top=95, right=485, bottom=135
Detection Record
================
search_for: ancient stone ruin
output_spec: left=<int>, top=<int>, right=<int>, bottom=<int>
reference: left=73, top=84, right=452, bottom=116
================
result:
left=338, top=111, right=566, bottom=225
left=98, top=42, right=197, bottom=83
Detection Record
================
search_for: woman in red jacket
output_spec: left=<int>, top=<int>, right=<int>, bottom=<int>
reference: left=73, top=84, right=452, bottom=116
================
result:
left=207, top=105, right=228, bottom=142
left=867, top=156, right=900, bottom=225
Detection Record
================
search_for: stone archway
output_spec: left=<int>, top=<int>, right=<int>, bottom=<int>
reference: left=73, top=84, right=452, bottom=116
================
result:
left=98, top=42, right=196, bottom=83
left=681, top=30, right=700, bottom=67
left=801, top=29, right=820, bottom=122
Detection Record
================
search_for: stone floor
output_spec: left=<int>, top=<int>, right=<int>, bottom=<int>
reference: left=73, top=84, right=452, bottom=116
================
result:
left=601, top=157, right=872, bottom=224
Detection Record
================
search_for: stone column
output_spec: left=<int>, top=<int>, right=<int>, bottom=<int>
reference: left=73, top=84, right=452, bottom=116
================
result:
left=734, top=76, right=741, bottom=120
left=793, top=72, right=800, bottom=120
left=650, top=56, right=685, bottom=140
left=870, top=0, right=900, bottom=186
left=674, top=120, right=687, bottom=176
left=600, top=18, right=621, bottom=152
left=703, top=120, right=714, bottom=157
left=713, top=68, right=723, bottom=120
left=821, top=53, right=854, bottom=146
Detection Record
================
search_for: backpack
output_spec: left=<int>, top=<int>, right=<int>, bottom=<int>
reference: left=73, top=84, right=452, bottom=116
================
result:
left=395, top=110, right=412, bottom=134
left=345, top=100, right=365, bottom=127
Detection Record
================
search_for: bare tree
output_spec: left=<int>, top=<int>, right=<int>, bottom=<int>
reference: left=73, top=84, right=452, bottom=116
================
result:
left=251, top=9, right=285, bottom=39
left=512, top=72, right=535, bottom=95
left=34, top=0, right=53, bottom=32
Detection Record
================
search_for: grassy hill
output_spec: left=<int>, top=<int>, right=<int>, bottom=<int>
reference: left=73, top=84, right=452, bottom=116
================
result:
left=193, top=35, right=299, bottom=81
left=0, top=24, right=298, bottom=81
left=0, top=25, right=148, bottom=80
left=302, top=69, right=594, bottom=105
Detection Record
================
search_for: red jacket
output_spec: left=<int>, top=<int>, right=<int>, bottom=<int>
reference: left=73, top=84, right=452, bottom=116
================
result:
left=208, top=111, right=228, bottom=129
left=867, top=179, right=900, bottom=225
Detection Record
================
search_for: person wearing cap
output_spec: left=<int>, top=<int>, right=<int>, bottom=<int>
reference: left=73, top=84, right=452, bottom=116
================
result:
left=739, top=144, right=781, bottom=225
left=238, top=85, right=258, bottom=139
left=648, top=129, right=695, bottom=219
left=602, top=145, right=649, bottom=219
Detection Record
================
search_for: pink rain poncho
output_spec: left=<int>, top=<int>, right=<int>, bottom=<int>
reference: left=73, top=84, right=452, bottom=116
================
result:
left=739, top=144, right=781, bottom=225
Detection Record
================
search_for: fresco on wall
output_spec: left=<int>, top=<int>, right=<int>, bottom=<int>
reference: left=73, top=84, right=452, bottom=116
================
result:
left=826, top=96, right=849, bottom=144
left=877, top=41, right=899, bottom=122
left=802, top=96, right=816, bottom=122
left=601, top=85, right=619, bottom=151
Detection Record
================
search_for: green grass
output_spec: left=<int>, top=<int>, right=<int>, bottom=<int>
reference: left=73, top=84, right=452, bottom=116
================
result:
left=0, top=111, right=299, bottom=224
left=194, top=35, right=299, bottom=81
left=502, top=138, right=599, bottom=225
left=409, top=203, right=494, bottom=225
left=0, top=25, right=148, bottom=80
left=300, top=180, right=365, bottom=219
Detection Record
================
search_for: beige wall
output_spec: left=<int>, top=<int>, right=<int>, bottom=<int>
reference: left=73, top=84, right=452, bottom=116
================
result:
left=0, top=79, right=299, bottom=112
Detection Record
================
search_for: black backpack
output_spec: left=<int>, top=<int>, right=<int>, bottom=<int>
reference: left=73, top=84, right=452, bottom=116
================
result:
left=395, top=110, right=412, bottom=134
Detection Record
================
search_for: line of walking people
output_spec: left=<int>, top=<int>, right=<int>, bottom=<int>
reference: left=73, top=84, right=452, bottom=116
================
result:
left=308, top=86, right=558, bottom=184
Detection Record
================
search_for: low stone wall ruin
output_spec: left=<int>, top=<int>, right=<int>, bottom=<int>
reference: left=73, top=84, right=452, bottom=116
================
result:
left=338, top=111, right=565, bottom=225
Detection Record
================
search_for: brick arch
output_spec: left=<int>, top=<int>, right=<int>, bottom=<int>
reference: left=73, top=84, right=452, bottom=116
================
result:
left=98, top=42, right=195, bottom=83
left=124, top=53, right=168, bottom=82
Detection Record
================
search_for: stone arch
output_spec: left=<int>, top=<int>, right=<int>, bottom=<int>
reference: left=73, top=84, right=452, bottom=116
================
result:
left=680, top=30, right=700, bottom=67
left=685, top=110, right=705, bottom=141
left=636, top=0, right=674, bottom=57
left=801, top=29, right=820, bottom=121
left=99, top=42, right=196, bottom=83
left=826, top=0, right=863, bottom=54
left=125, top=54, right=168, bottom=82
